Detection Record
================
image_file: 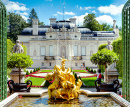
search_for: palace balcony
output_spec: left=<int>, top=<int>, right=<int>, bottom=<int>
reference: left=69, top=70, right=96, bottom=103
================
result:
left=44, top=56, right=55, bottom=60
left=72, top=56, right=82, bottom=60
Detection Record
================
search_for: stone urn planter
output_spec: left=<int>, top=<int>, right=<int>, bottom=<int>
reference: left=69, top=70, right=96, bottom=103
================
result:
left=7, top=80, right=32, bottom=94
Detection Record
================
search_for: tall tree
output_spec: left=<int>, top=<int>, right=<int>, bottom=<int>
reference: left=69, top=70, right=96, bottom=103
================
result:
left=83, top=13, right=101, bottom=31
left=101, top=23, right=113, bottom=31
left=28, top=8, right=38, bottom=26
left=28, top=8, right=44, bottom=26
left=7, top=12, right=29, bottom=42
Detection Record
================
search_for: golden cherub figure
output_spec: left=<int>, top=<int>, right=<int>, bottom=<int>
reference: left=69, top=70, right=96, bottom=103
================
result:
left=44, top=58, right=83, bottom=100
left=59, top=57, right=68, bottom=72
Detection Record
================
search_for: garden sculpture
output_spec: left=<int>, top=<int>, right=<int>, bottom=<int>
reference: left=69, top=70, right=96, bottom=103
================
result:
left=45, top=58, right=83, bottom=100
left=13, top=40, right=24, bottom=53
left=106, top=40, right=113, bottom=51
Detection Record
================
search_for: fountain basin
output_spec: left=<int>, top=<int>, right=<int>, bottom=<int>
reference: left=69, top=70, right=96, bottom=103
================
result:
left=0, top=89, right=129, bottom=107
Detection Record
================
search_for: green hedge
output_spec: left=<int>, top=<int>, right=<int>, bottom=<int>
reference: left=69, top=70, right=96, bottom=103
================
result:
left=98, top=43, right=107, bottom=51
left=112, top=37, right=122, bottom=77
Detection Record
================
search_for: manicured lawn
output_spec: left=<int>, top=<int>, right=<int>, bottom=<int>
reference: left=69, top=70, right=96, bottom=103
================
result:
left=73, top=70, right=87, bottom=72
left=81, top=77, right=97, bottom=86
left=25, top=77, right=44, bottom=86
left=40, top=70, right=53, bottom=72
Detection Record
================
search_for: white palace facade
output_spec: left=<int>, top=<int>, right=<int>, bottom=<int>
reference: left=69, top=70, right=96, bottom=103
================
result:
left=18, top=18, right=119, bottom=69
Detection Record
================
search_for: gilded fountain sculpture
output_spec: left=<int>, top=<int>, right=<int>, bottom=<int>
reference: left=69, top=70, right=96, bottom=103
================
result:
left=45, top=57, right=83, bottom=100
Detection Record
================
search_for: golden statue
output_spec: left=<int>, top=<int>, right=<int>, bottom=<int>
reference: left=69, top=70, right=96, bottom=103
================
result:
left=45, top=58, right=83, bottom=100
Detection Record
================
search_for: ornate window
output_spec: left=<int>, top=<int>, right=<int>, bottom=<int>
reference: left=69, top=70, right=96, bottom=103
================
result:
left=81, top=47, right=86, bottom=56
left=49, top=45, right=53, bottom=56
left=74, top=45, right=78, bottom=56
left=41, top=47, right=45, bottom=56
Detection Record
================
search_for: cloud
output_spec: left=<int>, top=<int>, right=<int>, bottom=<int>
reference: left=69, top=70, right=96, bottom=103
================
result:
left=80, top=6, right=95, bottom=10
left=53, top=14, right=58, bottom=16
left=80, top=7, right=83, bottom=10
left=98, top=4, right=124, bottom=15
left=21, top=15, right=28, bottom=21
left=3, top=0, right=29, bottom=12
left=70, top=12, right=88, bottom=25
left=92, top=10, right=96, bottom=13
left=96, top=15, right=113, bottom=25
left=65, top=12, right=75, bottom=15
left=57, top=11, right=63, bottom=15
left=84, top=6, right=95, bottom=10
left=2, top=0, right=29, bottom=21
left=57, top=11, right=75, bottom=15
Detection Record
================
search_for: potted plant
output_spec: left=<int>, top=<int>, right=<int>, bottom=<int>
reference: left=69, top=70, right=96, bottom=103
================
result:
left=90, top=48, right=118, bottom=82
left=7, top=53, right=33, bottom=93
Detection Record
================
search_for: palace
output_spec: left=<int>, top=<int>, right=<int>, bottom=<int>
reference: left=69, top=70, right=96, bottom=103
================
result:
left=18, top=18, right=119, bottom=68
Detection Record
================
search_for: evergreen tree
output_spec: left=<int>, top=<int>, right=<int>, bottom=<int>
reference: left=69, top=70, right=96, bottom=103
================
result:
left=28, top=8, right=38, bottom=26
left=28, top=8, right=44, bottom=26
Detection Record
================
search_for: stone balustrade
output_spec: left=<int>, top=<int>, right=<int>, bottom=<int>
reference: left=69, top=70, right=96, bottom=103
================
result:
left=72, top=56, right=82, bottom=60
left=44, top=56, right=55, bottom=60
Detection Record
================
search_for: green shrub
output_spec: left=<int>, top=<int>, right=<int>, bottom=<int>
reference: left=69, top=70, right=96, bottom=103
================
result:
left=101, top=74, right=104, bottom=78
left=26, top=70, right=30, bottom=75
left=88, top=68, right=90, bottom=72
left=30, top=70, right=33, bottom=73
left=112, top=37, right=122, bottom=77
left=39, top=67, right=40, bottom=70
left=79, top=76, right=82, bottom=81
left=86, top=67, right=88, bottom=70
left=89, top=68, right=91, bottom=72
left=91, top=69, right=93, bottom=73
left=75, top=73, right=78, bottom=81
left=33, top=69, right=36, bottom=72
left=98, top=43, right=107, bottom=51
left=71, top=68, right=73, bottom=72
left=94, top=70, right=96, bottom=73
left=43, top=80, right=51, bottom=86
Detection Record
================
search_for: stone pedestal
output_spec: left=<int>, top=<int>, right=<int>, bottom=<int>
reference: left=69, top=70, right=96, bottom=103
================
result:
left=106, top=68, right=119, bottom=84
left=10, top=68, right=26, bottom=83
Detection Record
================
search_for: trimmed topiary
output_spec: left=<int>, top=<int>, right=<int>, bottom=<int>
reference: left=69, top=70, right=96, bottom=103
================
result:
left=43, top=80, right=51, bottom=87
left=30, top=70, right=33, bottom=73
left=88, top=68, right=91, bottom=72
left=33, top=69, right=36, bottom=72
left=26, top=70, right=30, bottom=75
left=93, top=70, right=96, bottom=73
left=91, top=69, right=93, bottom=73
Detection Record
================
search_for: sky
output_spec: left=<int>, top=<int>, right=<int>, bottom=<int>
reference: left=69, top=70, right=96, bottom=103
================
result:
left=1, top=0, right=128, bottom=27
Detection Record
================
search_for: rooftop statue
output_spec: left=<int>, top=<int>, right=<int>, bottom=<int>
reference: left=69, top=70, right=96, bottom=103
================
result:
left=45, top=58, right=83, bottom=100
left=13, top=40, right=24, bottom=53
